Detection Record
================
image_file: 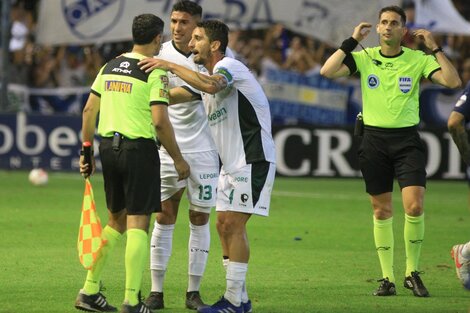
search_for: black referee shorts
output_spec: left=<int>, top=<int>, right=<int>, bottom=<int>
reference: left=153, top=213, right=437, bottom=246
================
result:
left=99, top=136, right=161, bottom=215
left=358, top=126, right=426, bottom=195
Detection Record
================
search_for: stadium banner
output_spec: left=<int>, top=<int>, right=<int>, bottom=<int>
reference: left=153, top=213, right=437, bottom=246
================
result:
left=36, top=0, right=398, bottom=47
left=263, top=69, right=349, bottom=125
left=0, top=113, right=465, bottom=180
left=412, top=0, right=470, bottom=35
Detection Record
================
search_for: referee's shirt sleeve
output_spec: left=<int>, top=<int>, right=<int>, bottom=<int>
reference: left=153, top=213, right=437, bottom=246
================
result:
left=150, top=69, right=170, bottom=106
left=90, top=65, right=105, bottom=97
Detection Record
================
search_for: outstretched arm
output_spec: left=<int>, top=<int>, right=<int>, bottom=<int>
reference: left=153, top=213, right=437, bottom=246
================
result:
left=139, top=58, right=227, bottom=95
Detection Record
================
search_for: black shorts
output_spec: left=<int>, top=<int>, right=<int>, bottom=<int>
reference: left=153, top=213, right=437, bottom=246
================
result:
left=99, top=136, right=161, bottom=215
left=358, top=126, right=426, bottom=195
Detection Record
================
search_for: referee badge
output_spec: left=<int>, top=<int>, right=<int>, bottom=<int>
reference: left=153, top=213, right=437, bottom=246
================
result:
left=399, top=77, right=412, bottom=93
left=367, top=74, right=380, bottom=89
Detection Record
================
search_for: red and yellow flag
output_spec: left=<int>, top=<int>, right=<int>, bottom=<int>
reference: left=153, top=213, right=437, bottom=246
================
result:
left=77, top=178, right=106, bottom=270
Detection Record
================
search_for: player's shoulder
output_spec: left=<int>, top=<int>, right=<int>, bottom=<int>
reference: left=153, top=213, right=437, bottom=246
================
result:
left=216, top=56, right=247, bottom=71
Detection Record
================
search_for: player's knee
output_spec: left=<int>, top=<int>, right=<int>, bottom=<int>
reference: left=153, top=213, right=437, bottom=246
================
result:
left=189, top=205, right=210, bottom=225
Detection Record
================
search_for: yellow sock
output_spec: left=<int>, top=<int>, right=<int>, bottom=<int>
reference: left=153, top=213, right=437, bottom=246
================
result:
left=83, top=226, right=122, bottom=295
left=373, top=216, right=395, bottom=282
left=125, top=229, right=148, bottom=305
left=404, top=214, right=425, bottom=276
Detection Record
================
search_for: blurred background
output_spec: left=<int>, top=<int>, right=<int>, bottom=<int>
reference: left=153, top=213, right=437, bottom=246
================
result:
left=0, top=0, right=469, bottom=179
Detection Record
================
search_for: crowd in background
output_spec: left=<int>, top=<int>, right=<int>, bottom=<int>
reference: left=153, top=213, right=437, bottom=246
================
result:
left=3, top=0, right=470, bottom=91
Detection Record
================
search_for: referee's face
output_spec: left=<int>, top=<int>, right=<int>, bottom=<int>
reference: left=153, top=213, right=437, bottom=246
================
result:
left=377, top=11, right=406, bottom=46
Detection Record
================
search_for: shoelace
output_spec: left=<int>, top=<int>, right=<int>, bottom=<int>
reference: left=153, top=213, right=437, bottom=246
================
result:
left=410, top=271, right=425, bottom=287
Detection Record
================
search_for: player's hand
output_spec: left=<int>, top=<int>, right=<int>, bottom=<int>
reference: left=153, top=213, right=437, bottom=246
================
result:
left=174, top=158, right=190, bottom=181
left=412, top=29, right=438, bottom=51
left=79, top=155, right=95, bottom=178
left=138, top=57, right=170, bottom=73
left=352, top=22, right=372, bottom=42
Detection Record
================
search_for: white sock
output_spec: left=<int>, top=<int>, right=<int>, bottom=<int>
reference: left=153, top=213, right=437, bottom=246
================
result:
left=241, top=282, right=249, bottom=303
left=150, top=223, right=175, bottom=292
left=188, top=222, right=210, bottom=291
left=224, top=261, right=247, bottom=307
left=463, top=242, right=470, bottom=258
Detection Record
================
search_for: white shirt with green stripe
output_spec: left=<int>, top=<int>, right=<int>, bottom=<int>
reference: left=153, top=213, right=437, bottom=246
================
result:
left=351, top=46, right=440, bottom=128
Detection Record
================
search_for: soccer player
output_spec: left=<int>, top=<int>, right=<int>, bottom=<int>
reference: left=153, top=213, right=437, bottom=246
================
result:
left=320, top=5, right=461, bottom=297
left=75, top=14, right=189, bottom=313
left=448, top=57, right=470, bottom=290
left=142, top=2, right=219, bottom=310
left=139, top=20, right=276, bottom=313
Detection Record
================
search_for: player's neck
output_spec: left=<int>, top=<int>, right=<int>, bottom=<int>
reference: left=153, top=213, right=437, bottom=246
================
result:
left=174, top=41, right=191, bottom=55
left=206, top=53, right=224, bottom=74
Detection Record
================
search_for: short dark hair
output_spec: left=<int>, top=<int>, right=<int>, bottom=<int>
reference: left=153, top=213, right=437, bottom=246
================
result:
left=132, top=14, right=164, bottom=45
left=197, top=20, right=229, bottom=53
left=172, top=0, right=202, bottom=17
left=379, top=5, right=406, bottom=25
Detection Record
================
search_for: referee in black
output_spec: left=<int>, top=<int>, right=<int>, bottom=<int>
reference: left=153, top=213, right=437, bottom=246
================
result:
left=75, top=14, right=189, bottom=313
left=321, top=6, right=460, bottom=297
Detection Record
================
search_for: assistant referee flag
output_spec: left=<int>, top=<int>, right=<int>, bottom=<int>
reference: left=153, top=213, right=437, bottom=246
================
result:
left=77, top=178, right=106, bottom=270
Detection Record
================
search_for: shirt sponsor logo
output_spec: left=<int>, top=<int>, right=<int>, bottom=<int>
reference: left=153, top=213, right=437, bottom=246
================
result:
left=240, top=193, right=249, bottom=203
left=111, top=61, right=132, bottom=74
left=208, top=107, right=227, bottom=122
left=105, top=80, right=132, bottom=93
left=367, top=74, right=379, bottom=89
left=398, top=77, right=412, bottom=93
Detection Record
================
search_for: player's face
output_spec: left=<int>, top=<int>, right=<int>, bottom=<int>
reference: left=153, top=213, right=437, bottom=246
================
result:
left=170, top=11, right=199, bottom=48
left=376, top=11, right=407, bottom=46
left=189, top=27, right=211, bottom=65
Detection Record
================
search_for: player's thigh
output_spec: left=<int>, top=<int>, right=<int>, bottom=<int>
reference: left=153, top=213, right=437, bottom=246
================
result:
left=185, top=150, right=220, bottom=211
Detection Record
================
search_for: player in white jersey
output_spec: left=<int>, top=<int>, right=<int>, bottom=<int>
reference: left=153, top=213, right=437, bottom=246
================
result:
left=143, top=2, right=218, bottom=311
left=139, top=20, right=276, bottom=313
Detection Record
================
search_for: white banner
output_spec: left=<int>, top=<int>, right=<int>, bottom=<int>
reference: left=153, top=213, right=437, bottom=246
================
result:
left=36, top=0, right=398, bottom=47
left=413, top=0, right=470, bottom=35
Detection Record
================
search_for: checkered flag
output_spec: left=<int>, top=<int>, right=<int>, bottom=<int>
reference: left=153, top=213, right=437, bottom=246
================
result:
left=77, top=178, right=106, bottom=270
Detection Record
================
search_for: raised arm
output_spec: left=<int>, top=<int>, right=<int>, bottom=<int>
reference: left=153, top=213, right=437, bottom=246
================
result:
left=413, top=29, right=461, bottom=89
left=320, top=22, right=371, bottom=79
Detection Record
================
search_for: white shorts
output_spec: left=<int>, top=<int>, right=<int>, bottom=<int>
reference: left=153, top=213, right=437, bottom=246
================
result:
left=160, top=149, right=219, bottom=211
left=216, top=162, right=276, bottom=216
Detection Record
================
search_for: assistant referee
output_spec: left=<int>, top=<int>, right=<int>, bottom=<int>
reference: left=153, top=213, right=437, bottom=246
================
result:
left=76, top=14, right=189, bottom=313
left=321, top=5, right=460, bottom=298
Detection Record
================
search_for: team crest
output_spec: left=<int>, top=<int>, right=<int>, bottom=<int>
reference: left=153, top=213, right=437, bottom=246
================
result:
left=399, top=77, right=412, bottom=93
left=367, top=75, right=380, bottom=89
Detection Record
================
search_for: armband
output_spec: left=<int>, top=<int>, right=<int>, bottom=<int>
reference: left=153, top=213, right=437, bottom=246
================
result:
left=340, top=37, right=359, bottom=54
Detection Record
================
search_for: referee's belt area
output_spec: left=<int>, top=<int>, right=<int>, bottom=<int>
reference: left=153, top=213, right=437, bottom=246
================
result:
left=101, top=132, right=155, bottom=151
left=364, top=125, right=418, bottom=133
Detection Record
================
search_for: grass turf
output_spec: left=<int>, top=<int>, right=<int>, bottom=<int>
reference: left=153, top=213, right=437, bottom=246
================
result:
left=0, top=170, right=469, bottom=312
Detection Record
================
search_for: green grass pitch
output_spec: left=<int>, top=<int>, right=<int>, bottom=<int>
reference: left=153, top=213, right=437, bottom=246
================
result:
left=1, top=170, right=469, bottom=312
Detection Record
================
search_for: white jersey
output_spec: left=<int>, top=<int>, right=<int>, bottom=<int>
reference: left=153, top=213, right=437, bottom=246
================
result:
left=202, top=57, right=276, bottom=173
left=157, top=41, right=216, bottom=153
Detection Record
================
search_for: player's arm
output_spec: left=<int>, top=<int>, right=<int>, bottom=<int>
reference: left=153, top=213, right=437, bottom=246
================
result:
left=139, top=58, right=227, bottom=94
left=320, top=22, right=371, bottom=79
left=413, top=29, right=461, bottom=89
left=448, top=111, right=470, bottom=165
left=152, top=104, right=190, bottom=180
left=80, top=92, right=100, bottom=177
left=169, top=86, right=201, bottom=104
